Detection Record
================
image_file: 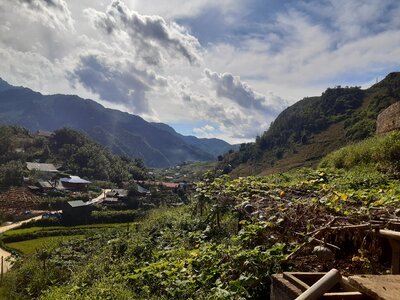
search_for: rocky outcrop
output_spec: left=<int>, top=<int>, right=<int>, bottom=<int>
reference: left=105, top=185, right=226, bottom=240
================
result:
left=376, top=101, right=400, bottom=135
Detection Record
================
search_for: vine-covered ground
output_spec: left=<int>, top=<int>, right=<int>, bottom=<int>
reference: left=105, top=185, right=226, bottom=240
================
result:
left=2, top=133, right=400, bottom=299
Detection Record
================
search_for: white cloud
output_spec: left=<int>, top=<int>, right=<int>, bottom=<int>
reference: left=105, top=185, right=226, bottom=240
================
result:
left=85, top=0, right=201, bottom=65
left=192, top=125, right=215, bottom=137
left=204, top=2, right=400, bottom=103
left=204, top=68, right=286, bottom=116
left=0, top=0, right=399, bottom=144
left=125, top=0, right=241, bottom=19
left=10, top=0, right=74, bottom=31
left=70, top=53, right=169, bottom=114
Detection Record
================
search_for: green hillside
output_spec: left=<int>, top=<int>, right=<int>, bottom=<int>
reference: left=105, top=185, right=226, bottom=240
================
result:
left=0, top=125, right=147, bottom=186
left=2, top=132, right=400, bottom=299
left=0, top=79, right=235, bottom=167
left=219, top=72, right=400, bottom=176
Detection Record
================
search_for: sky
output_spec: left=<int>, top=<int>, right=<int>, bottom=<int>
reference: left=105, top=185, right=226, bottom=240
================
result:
left=0, top=0, right=399, bottom=144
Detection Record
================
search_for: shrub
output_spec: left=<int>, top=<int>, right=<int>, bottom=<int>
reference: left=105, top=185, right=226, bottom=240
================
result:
left=91, top=210, right=143, bottom=223
left=320, top=131, right=400, bottom=175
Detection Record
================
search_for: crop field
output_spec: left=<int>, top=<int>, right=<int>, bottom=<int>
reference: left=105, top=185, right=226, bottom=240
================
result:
left=6, top=235, right=85, bottom=254
left=2, top=222, right=132, bottom=237
left=0, top=222, right=137, bottom=249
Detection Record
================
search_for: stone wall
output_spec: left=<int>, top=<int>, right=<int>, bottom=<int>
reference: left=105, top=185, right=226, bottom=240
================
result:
left=376, top=101, right=400, bottom=135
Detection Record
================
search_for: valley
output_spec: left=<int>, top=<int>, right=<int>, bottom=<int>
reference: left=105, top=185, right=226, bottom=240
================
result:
left=0, top=74, right=399, bottom=299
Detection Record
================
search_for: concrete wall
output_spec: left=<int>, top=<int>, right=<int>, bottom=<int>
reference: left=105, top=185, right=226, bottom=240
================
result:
left=376, top=101, right=400, bottom=135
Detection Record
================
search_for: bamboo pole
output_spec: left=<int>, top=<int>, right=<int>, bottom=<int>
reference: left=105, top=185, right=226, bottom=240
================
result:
left=377, top=229, right=400, bottom=274
left=295, top=269, right=341, bottom=300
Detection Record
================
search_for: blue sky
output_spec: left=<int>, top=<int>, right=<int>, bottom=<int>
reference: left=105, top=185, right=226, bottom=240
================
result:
left=0, top=0, right=399, bottom=143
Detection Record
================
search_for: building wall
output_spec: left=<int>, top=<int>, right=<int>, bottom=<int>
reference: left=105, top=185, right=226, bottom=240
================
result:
left=61, top=182, right=88, bottom=191
left=376, top=101, right=400, bottom=135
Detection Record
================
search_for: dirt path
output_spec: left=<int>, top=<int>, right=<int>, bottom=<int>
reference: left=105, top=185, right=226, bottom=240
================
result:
left=87, top=189, right=111, bottom=205
left=0, top=215, right=43, bottom=273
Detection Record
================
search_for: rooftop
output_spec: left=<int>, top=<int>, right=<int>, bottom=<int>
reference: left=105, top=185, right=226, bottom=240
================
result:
left=26, top=162, right=59, bottom=173
left=60, top=176, right=91, bottom=184
left=67, top=200, right=89, bottom=208
left=136, top=185, right=150, bottom=194
left=38, top=181, right=53, bottom=188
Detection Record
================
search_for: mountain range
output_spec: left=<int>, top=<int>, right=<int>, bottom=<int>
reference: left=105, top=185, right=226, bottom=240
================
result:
left=0, top=79, right=235, bottom=167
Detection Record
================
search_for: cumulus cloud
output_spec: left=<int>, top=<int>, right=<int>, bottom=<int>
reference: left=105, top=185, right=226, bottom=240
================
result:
left=192, top=125, right=215, bottom=137
left=1, top=0, right=399, bottom=144
left=299, top=0, right=399, bottom=41
left=126, top=0, right=241, bottom=19
left=70, top=53, right=168, bottom=114
left=177, top=87, right=269, bottom=140
left=204, top=0, right=400, bottom=105
left=10, top=0, right=74, bottom=30
left=204, top=69, right=286, bottom=116
left=85, top=0, right=201, bottom=66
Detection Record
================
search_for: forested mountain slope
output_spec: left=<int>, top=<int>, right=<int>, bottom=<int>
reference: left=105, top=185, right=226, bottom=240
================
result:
left=0, top=79, right=234, bottom=167
left=219, top=72, right=400, bottom=176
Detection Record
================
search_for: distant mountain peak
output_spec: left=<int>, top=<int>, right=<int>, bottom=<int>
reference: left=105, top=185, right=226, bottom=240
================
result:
left=0, top=79, right=233, bottom=167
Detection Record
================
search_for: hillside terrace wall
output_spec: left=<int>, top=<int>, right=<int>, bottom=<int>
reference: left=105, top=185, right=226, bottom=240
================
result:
left=376, top=101, right=400, bottom=135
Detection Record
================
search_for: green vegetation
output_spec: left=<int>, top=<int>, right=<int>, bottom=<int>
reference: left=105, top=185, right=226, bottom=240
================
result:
left=91, top=210, right=143, bottom=223
left=1, top=223, right=131, bottom=244
left=218, top=72, right=400, bottom=176
left=6, top=235, right=84, bottom=254
left=1, top=206, right=287, bottom=299
left=3, top=131, right=400, bottom=298
left=2, top=74, right=400, bottom=299
left=3, top=223, right=132, bottom=237
left=320, top=131, right=400, bottom=175
left=0, top=125, right=148, bottom=187
left=50, top=128, right=147, bottom=182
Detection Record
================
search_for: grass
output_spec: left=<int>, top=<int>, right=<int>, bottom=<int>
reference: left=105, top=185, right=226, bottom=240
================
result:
left=0, top=287, right=7, bottom=300
left=5, top=235, right=85, bottom=254
left=320, top=131, right=400, bottom=173
left=2, top=222, right=133, bottom=237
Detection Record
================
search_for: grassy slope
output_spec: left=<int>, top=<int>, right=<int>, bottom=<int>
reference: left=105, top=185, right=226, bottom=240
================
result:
left=6, top=235, right=84, bottom=254
left=2, top=223, right=130, bottom=237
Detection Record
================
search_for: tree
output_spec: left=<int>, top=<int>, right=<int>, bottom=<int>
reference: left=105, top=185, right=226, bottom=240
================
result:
left=0, top=160, right=24, bottom=187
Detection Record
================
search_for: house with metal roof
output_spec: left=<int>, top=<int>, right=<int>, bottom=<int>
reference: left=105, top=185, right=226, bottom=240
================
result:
left=60, top=176, right=91, bottom=191
left=62, top=200, right=92, bottom=223
left=135, top=185, right=150, bottom=195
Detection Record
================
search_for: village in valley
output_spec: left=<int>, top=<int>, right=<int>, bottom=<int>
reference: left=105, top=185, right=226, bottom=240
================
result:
left=0, top=98, right=400, bottom=299
left=0, top=127, right=197, bottom=276
left=2, top=151, right=190, bottom=223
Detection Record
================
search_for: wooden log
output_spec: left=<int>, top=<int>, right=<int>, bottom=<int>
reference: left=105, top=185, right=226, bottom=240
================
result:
left=295, top=269, right=341, bottom=300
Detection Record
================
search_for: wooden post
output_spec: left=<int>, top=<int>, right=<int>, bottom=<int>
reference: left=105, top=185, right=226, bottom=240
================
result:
left=389, top=240, right=400, bottom=274
left=1, top=256, right=3, bottom=283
